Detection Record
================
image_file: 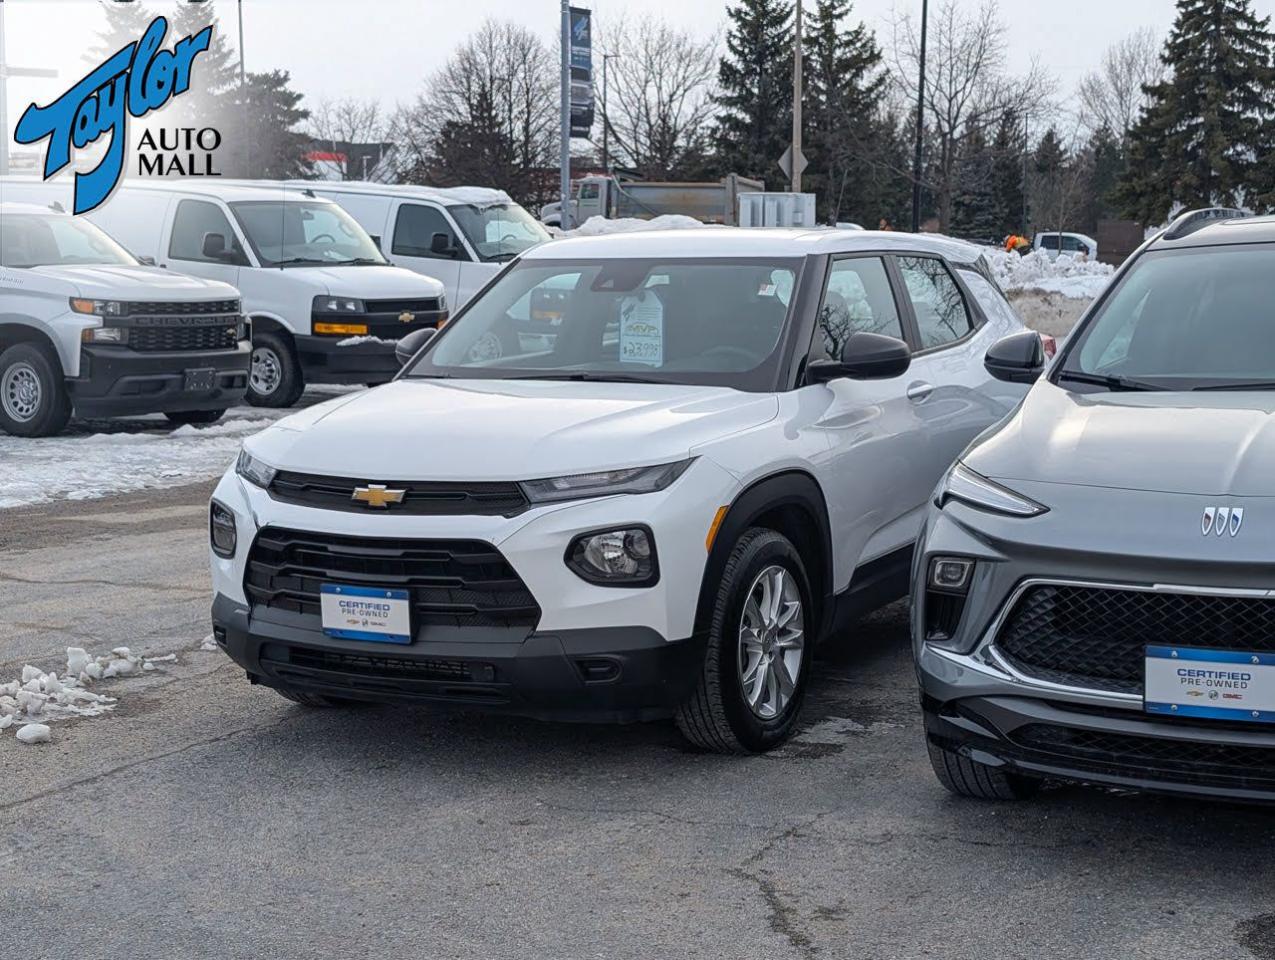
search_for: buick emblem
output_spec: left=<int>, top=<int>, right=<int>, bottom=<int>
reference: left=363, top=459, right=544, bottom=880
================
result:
left=1201, top=506, right=1244, bottom=537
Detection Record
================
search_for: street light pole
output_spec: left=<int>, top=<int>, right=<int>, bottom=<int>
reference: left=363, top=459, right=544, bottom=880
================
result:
left=601, top=52, right=619, bottom=175
left=910, top=0, right=928, bottom=233
left=559, top=0, right=572, bottom=230
left=791, top=0, right=803, bottom=192
left=0, top=0, right=9, bottom=177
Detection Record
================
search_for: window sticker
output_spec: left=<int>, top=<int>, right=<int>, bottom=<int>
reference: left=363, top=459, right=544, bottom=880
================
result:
left=618, top=290, right=664, bottom=366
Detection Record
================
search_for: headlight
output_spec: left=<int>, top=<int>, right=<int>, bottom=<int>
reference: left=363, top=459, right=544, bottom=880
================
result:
left=313, top=296, right=365, bottom=313
left=937, top=462, right=1046, bottom=517
left=70, top=298, right=125, bottom=317
left=236, top=449, right=277, bottom=488
left=210, top=500, right=238, bottom=558
left=566, top=527, right=658, bottom=586
left=520, top=460, right=692, bottom=505
left=81, top=326, right=126, bottom=343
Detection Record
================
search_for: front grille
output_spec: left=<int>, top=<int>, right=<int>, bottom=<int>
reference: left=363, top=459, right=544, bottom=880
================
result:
left=276, top=647, right=477, bottom=683
left=244, top=527, right=540, bottom=628
left=129, top=324, right=239, bottom=352
left=365, top=298, right=443, bottom=314
left=1014, top=723, right=1275, bottom=783
left=268, top=471, right=528, bottom=517
left=127, top=299, right=239, bottom=316
left=995, top=584, right=1275, bottom=694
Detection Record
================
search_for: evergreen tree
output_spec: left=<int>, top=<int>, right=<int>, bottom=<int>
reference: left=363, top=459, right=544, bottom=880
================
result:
left=990, top=109, right=1026, bottom=237
left=802, top=0, right=890, bottom=223
left=427, top=87, right=520, bottom=198
left=951, top=124, right=1001, bottom=241
left=1030, top=126, right=1067, bottom=231
left=1115, top=0, right=1275, bottom=222
left=713, top=0, right=793, bottom=183
left=166, top=1, right=243, bottom=136
left=1076, top=125, right=1126, bottom=233
left=88, top=0, right=156, bottom=62
left=217, top=70, right=313, bottom=179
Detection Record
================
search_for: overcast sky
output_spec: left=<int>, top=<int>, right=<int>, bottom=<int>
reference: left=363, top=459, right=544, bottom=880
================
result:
left=5, top=0, right=1275, bottom=141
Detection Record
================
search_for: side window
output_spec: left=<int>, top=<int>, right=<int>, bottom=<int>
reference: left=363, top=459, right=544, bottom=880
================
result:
left=580, top=183, right=601, bottom=200
left=816, top=257, right=902, bottom=359
left=897, top=256, right=974, bottom=350
left=1062, top=235, right=1083, bottom=253
left=392, top=204, right=465, bottom=260
left=169, top=200, right=240, bottom=263
left=1039, top=235, right=1061, bottom=251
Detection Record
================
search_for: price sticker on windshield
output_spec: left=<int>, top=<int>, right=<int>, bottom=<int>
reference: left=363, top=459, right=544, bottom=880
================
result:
left=619, top=291, right=664, bottom=367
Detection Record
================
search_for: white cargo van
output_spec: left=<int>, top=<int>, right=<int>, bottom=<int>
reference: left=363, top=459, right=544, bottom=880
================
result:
left=0, top=201, right=248, bottom=437
left=0, top=180, right=447, bottom=408
left=219, top=180, right=550, bottom=310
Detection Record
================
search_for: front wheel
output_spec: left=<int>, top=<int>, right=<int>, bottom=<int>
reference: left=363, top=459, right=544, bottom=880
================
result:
left=164, top=409, right=226, bottom=426
left=247, top=331, right=304, bottom=408
left=0, top=342, right=71, bottom=437
left=676, top=528, right=813, bottom=754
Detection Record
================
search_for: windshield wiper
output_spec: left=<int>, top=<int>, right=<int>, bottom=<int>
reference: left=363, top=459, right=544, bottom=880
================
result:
left=487, top=252, right=518, bottom=263
left=1193, top=381, right=1275, bottom=391
left=1056, top=370, right=1163, bottom=392
left=509, top=372, right=659, bottom=384
left=269, top=257, right=329, bottom=267
left=332, top=257, right=388, bottom=266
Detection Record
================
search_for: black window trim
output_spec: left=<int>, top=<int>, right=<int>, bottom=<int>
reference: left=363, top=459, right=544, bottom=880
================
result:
left=391, top=200, right=475, bottom=263
left=891, top=252, right=985, bottom=358
left=167, top=197, right=252, bottom=267
left=800, top=251, right=911, bottom=372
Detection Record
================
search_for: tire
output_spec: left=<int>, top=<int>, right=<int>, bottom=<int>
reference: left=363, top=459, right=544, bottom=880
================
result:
left=246, top=331, right=304, bottom=408
left=163, top=409, right=226, bottom=426
left=927, top=740, right=1040, bottom=801
left=676, top=528, right=814, bottom=754
left=272, top=687, right=361, bottom=708
left=0, top=342, right=71, bottom=438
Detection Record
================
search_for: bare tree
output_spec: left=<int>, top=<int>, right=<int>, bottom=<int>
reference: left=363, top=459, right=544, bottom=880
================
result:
left=595, top=15, right=719, bottom=179
left=1076, top=28, right=1165, bottom=139
left=309, top=98, right=389, bottom=180
left=393, top=20, right=558, bottom=204
left=890, top=0, right=1051, bottom=232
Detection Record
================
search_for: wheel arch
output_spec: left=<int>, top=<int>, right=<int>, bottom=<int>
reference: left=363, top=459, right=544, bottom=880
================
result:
left=692, top=469, right=834, bottom=642
left=247, top=314, right=296, bottom=341
left=0, top=321, right=71, bottom=375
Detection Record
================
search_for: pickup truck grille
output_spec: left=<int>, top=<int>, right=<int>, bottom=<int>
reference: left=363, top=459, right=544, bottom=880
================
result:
left=268, top=470, right=528, bottom=517
left=244, top=528, right=541, bottom=629
left=127, top=299, right=240, bottom=316
left=130, top=324, right=240, bottom=352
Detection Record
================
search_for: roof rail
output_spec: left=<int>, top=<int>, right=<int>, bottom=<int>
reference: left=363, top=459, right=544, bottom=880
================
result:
left=1162, top=207, right=1249, bottom=241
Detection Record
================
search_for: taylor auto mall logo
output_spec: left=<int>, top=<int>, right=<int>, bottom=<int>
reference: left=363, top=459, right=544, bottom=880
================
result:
left=14, top=15, right=219, bottom=215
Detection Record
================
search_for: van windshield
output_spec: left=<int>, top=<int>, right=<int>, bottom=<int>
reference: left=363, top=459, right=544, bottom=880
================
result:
left=0, top=215, right=136, bottom=268
left=403, top=257, right=802, bottom=392
left=230, top=200, right=387, bottom=267
left=448, top=203, right=550, bottom=263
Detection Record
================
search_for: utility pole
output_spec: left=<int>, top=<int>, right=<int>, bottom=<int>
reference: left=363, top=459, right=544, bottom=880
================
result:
left=601, top=52, right=619, bottom=175
left=0, top=0, right=58, bottom=177
left=559, top=0, right=572, bottom=230
left=790, top=0, right=803, bottom=192
left=237, top=0, right=249, bottom=177
left=910, top=0, right=928, bottom=233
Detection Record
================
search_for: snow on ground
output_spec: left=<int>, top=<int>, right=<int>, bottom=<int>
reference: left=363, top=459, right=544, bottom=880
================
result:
left=0, top=646, right=178, bottom=744
left=0, top=387, right=358, bottom=510
left=561, top=214, right=706, bottom=237
left=983, top=247, right=1114, bottom=301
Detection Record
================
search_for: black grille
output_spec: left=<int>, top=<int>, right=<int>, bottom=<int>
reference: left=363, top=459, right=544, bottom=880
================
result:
left=129, top=324, right=239, bottom=352
left=274, top=647, right=477, bottom=683
left=365, top=298, right=443, bottom=314
left=1014, top=724, right=1275, bottom=783
left=995, top=584, right=1275, bottom=693
left=127, top=299, right=239, bottom=316
left=244, top=527, right=540, bottom=628
left=268, top=471, right=528, bottom=517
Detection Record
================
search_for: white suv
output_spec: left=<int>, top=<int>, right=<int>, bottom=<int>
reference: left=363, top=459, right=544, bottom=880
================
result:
left=208, top=228, right=1033, bottom=752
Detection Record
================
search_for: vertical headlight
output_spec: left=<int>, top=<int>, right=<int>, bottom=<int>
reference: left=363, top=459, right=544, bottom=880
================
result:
left=210, top=500, right=237, bottom=558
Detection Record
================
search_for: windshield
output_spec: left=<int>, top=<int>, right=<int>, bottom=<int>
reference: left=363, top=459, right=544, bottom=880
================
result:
left=1058, top=246, right=1275, bottom=391
left=230, top=200, right=387, bottom=267
left=448, top=203, right=550, bottom=262
left=404, top=257, right=802, bottom=390
left=0, top=214, right=136, bottom=268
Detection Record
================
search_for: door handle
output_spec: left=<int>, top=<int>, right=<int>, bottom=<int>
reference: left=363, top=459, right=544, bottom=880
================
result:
left=907, top=381, right=934, bottom=402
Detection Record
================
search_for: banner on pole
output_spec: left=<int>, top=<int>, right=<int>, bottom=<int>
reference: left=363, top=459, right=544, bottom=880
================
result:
left=568, top=7, right=593, bottom=137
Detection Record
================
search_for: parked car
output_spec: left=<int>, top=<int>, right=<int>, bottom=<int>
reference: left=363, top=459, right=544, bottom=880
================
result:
left=0, top=179, right=447, bottom=408
left=0, top=201, right=248, bottom=437
left=216, top=180, right=550, bottom=311
left=914, top=207, right=1275, bottom=803
left=208, top=227, right=1037, bottom=752
left=1033, top=231, right=1097, bottom=261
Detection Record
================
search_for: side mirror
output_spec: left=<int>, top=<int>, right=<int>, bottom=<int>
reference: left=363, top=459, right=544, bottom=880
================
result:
left=430, top=232, right=455, bottom=257
left=395, top=327, right=436, bottom=367
left=201, top=232, right=235, bottom=262
left=985, top=331, right=1045, bottom=384
left=808, top=332, right=912, bottom=383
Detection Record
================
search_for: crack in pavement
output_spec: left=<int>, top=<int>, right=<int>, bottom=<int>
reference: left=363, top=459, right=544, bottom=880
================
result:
left=729, top=813, right=830, bottom=959
left=0, top=570, right=206, bottom=595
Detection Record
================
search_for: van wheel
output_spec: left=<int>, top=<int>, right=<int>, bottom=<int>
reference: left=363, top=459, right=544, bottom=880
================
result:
left=247, top=332, right=304, bottom=407
left=0, top=342, right=71, bottom=437
left=927, top=741, right=1041, bottom=800
left=676, top=528, right=812, bottom=754
left=164, top=409, right=226, bottom=426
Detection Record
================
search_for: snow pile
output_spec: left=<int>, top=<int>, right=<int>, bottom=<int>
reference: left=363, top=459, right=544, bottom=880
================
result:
left=984, top=247, right=1114, bottom=300
left=563, top=214, right=707, bottom=237
left=336, top=335, right=392, bottom=347
left=0, top=647, right=175, bottom=745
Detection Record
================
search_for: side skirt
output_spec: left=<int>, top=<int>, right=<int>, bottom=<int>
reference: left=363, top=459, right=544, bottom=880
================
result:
left=823, top=543, right=915, bottom=642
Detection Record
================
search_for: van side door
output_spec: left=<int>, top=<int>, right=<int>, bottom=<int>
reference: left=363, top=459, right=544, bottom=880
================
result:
left=388, top=200, right=465, bottom=305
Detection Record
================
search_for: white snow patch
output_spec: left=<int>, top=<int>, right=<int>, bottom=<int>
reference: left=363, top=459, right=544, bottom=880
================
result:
left=16, top=723, right=51, bottom=745
left=200, top=634, right=219, bottom=652
left=562, top=214, right=707, bottom=237
left=335, top=335, right=393, bottom=347
left=983, top=247, right=1114, bottom=301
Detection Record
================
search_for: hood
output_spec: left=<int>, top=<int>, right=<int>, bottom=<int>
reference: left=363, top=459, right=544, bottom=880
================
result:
left=967, top=380, right=1275, bottom=497
left=29, top=264, right=239, bottom=300
left=279, top=264, right=444, bottom=299
left=249, top=379, right=778, bottom=481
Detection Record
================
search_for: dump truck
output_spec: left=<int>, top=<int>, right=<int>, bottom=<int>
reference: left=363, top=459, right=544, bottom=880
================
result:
left=540, top=174, right=764, bottom=228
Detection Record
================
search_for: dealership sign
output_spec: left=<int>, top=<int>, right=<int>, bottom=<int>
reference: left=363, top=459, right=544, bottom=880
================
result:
left=14, top=16, right=216, bottom=214
left=569, top=6, right=594, bottom=138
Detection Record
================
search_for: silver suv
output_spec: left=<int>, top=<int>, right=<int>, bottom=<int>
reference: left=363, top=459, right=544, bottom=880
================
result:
left=914, top=208, right=1275, bottom=803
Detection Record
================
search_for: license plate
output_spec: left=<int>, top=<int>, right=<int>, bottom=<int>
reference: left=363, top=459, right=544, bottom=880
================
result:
left=1145, top=646, right=1275, bottom=723
left=184, top=367, right=216, bottom=391
left=320, top=584, right=412, bottom=644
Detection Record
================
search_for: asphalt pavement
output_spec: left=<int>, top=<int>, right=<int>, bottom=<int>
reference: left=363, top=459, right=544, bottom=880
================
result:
left=3, top=481, right=1275, bottom=960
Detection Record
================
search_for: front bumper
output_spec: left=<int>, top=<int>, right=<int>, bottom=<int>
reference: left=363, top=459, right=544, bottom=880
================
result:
left=211, top=593, right=705, bottom=722
left=67, top=342, right=250, bottom=417
left=296, top=310, right=445, bottom=385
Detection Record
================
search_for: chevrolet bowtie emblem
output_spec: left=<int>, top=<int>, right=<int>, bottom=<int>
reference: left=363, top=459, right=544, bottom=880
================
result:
left=352, top=484, right=406, bottom=508
left=399, top=310, right=415, bottom=324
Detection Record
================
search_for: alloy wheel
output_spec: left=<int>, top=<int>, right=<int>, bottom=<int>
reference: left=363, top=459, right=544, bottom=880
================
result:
left=737, top=564, right=805, bottom=720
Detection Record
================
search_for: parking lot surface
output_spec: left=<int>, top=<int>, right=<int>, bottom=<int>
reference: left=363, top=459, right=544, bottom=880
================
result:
left=3, top=480, right=1275, bottom=960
